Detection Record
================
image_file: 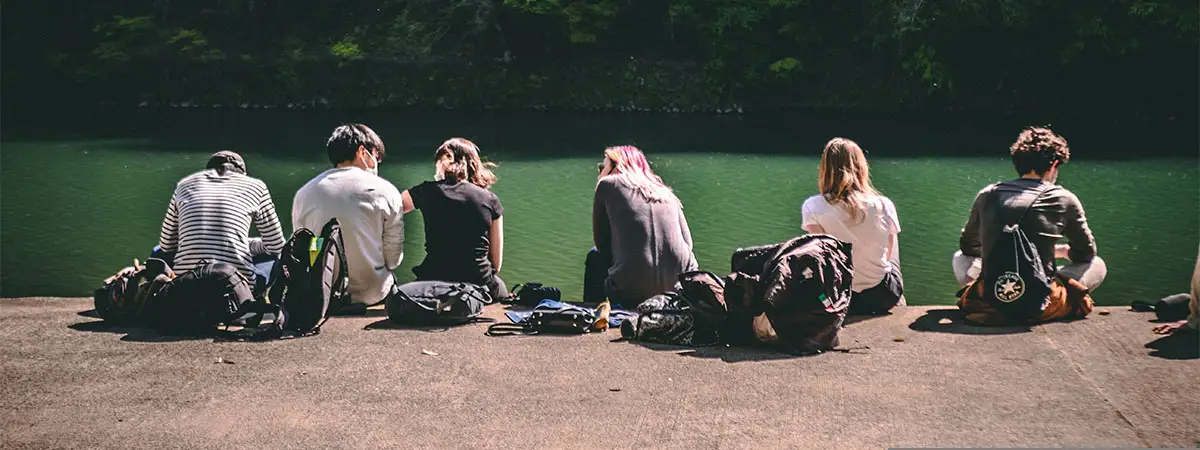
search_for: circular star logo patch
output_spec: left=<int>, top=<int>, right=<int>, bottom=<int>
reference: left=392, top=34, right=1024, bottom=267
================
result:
left=994, top=272, right=1025, bottom=303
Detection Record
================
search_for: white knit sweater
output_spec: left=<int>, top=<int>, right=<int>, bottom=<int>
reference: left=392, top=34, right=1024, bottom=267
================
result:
left=292, top=167, right=405, bottom=305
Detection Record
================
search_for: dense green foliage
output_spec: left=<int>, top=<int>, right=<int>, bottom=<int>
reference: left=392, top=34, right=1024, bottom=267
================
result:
left=4, top=0, right=1197, bottom=115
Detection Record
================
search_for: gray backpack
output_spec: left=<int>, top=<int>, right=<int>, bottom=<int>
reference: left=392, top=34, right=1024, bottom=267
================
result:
left=385, top=281, right=494, bottom=325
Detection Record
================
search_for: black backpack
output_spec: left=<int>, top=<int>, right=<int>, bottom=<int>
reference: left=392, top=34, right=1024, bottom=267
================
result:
left=93, top=258, right=174, bottom=325
left=981, top=185, right=1054, bottom=320
left=618, top=293, right=718, bottom=346
left=152, top=261, right=256, bottom=332
left=505, top=282, right=562, bottom=306
left=676, top=271, right=729, bottom=330
left=267, top=218, right=350, bottom=334
left=386, top=281, right=493, bottom=325
left=487, top=301, right=597, bottom=336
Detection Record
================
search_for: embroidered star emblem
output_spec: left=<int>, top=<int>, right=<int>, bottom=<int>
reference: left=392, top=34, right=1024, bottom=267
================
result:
left=1000, top=279, right=1019, bottom=295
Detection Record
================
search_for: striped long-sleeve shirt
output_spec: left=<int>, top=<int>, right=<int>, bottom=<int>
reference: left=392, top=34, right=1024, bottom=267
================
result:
left=158, top=169, right=286, bottom=279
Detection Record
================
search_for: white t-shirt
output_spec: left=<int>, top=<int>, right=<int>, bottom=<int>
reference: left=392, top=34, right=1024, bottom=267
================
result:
left=293, top=167, right=405, bottom=305
left=801, top=194, right=901, bottom=293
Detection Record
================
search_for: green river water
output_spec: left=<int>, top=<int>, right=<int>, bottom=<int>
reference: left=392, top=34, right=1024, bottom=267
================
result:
left=2, top=110, right=1196, bottom=305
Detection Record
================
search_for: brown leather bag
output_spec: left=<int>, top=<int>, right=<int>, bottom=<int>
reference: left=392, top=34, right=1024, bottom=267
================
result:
left=959, top=273, right=1094, bottom=325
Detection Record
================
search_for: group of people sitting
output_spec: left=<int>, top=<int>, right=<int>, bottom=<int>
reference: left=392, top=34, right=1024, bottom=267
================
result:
left=150, top=123, right=1197, bottom=333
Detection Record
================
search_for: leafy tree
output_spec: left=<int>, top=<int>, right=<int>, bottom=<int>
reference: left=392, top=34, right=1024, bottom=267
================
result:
left=2, top=0, right=1194, bottom=115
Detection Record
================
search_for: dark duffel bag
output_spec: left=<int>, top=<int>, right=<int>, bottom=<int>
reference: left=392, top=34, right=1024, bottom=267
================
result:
left=93, top=258, right=174, bottom=325
left=153, top=261, right=256, bottom=332
left=386, top=281, right=493, bottom=325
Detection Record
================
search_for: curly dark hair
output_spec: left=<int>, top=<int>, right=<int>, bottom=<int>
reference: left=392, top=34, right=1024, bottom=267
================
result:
left=1009, top=126, right=1070, bottom=176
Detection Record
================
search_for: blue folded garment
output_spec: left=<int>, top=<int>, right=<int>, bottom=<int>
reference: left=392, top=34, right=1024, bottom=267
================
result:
left=504, top=300, right=635, bottom=327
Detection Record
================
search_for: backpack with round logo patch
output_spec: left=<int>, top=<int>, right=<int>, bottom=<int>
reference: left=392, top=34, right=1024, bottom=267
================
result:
left=980, top=185, right=1054, bottom=321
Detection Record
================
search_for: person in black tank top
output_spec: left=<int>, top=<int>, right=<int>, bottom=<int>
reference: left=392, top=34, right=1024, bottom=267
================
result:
left=400, top=138, right=509, bottom=299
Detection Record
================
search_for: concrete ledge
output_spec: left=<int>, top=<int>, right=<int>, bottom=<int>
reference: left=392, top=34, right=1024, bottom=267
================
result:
left=1, top=298, right=1196, bottom=449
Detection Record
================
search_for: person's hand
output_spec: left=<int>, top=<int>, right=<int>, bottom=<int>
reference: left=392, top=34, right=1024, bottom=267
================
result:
left=1152, top=320, right=1189, bottom=335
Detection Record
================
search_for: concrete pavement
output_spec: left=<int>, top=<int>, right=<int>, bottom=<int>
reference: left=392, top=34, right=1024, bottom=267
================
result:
left=1, top=297, right=1196, bottom=449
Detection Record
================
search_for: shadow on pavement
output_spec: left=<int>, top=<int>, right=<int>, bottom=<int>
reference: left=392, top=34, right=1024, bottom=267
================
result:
left=69, top=320, right=211, bottom=343
left=329, top=305, right=390, bottom=318
left=1145, top=331, right=1199, bottom=360
left=676, top=345, right=823, bottom=363
left=363, top=318, right=495, bottom=332
left=619, top=339, right=830, bottom=363
left=77, top=310, right=101, bottom=319
left=908, top=308, right=1032, bottom=335
left=844, top=312, right=892, bottom=327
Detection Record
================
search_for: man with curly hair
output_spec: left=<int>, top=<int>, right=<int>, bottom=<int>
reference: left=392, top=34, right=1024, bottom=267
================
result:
left=953, top=126, right=1106, bottom=324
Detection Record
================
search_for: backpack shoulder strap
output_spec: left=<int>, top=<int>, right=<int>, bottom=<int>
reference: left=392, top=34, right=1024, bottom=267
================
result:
left=486, top=322, right=534, bottom=336
left=462, top=282, right=495, bottom=305
left=1011, top=184, right=1054, bottom=226
left=320, top=218, right=342, bottom=243
left=504, top=283, right=525, bottom=304
left=267, top=229, right=310, bottom=304
left=320, top=218, right=350, bottom=300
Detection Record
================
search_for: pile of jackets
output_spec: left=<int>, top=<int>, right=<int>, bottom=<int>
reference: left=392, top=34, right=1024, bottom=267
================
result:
left=624, top=234, right=854, bottom=355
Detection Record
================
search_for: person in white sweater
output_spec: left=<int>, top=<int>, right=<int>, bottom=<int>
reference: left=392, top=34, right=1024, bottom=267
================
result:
left=292, top=124, right=405, bottom=310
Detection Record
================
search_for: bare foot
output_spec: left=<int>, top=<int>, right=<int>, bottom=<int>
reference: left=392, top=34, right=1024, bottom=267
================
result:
left=1152, top=320, right=1190, bottom=335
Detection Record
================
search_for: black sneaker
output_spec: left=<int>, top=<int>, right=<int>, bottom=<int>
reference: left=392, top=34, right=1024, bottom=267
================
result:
left=620, top=318, right=638, bottom=339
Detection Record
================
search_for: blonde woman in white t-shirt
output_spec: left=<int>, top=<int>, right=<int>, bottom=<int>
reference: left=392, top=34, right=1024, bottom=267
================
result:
left=801, top=137, right=904, bottom=315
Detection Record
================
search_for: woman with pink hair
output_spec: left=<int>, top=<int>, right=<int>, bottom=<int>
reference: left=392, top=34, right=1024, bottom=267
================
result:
left=585, top=146, right=698, bottom=307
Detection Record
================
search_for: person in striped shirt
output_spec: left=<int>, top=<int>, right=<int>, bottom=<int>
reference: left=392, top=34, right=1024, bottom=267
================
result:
left=155, top=151, right=286, bottom=290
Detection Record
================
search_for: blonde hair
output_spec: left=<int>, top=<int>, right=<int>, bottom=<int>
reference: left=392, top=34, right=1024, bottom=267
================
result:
left=818, top=137, right=879, bottom=223
left=602, top=145, right=677, bottom=204
left=434, top=138, right=498, bottom=189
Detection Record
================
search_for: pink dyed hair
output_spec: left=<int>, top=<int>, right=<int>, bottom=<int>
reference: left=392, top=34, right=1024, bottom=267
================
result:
left=602, top=145, right=678, bottom=203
